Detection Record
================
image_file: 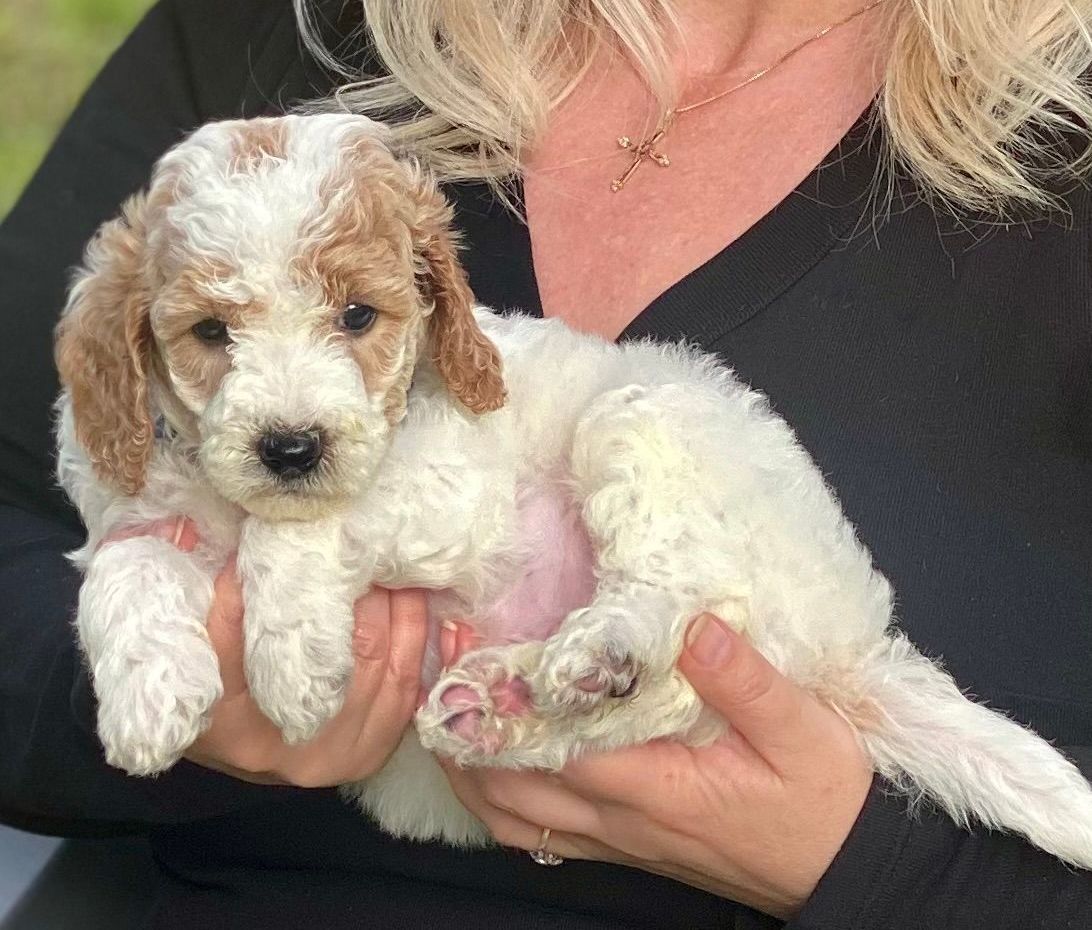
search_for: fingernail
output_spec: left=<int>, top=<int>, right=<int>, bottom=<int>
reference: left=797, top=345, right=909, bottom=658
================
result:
left=171, top=516, right=186, bottom=548
left=440, top=619, right=459, bottom=633
left=440, top=626, right=455, bottom=669
left=686, top=614, right=733, bottom=667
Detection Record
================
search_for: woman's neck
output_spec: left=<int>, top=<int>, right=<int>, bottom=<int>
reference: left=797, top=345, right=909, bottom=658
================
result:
left=670, top=0, right=884, bottom=77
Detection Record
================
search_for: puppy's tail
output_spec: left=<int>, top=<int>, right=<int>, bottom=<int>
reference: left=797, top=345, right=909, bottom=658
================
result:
left=851, top=634, right=1092, bottom=869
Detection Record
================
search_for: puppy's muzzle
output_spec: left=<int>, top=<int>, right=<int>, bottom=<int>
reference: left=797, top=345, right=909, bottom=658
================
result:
left=257, top=430, right=323, bottom=480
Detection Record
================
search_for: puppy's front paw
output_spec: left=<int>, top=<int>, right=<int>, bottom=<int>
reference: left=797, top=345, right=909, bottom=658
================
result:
left=246, top=604, right=354, bottom=744
left=96, top=644, right=222, bottom=776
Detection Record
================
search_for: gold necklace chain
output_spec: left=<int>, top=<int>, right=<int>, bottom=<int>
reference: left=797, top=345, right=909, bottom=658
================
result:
left=610, top=0, right=887, bottom=192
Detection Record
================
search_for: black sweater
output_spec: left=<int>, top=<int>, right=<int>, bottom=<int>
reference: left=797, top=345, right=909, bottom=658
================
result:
left=1, top=2, right=1091, bottom=927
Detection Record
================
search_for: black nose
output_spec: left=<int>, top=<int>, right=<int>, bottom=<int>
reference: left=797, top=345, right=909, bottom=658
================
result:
left=257, top=431, right=322, bottom=478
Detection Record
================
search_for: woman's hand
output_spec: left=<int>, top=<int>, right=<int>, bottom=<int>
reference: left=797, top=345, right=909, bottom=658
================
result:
left=439, top=614, right=873, bottom=919
left=106, top=516, right=430, bottom=788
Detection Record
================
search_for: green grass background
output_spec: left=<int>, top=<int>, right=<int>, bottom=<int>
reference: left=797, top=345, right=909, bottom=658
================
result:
left=0, top=0, right=153, bottom=218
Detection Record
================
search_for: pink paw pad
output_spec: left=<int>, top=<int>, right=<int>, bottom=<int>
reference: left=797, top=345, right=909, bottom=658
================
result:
left=446, top=709, right=484, bottom=741
left=576, top=673, right=607, bottom=693
left=440, top=685, right=483, bottom=740
left=438, top=676, right=532, bottom=751
left=440, top=685, right=480, bottom=708
left=549, top=650, right=641, bottom=711
left=491, top=676, right=532, bottom=716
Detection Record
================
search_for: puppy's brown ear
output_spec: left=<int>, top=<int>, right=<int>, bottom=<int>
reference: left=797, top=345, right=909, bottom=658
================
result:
left=55, top=193, right=156, bottom=495
left=420, top=224, right=507, bottom=414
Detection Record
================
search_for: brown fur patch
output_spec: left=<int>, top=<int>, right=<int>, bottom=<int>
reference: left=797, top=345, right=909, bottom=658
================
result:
left=401, top=175, right=506, bottom=414
left=228, top=119, right=288, bottom=173
left=55, top=194, right=156, bottom=494
left=150, top=262, right=257, bottom=408
left=422, top=227, right=506, bottom=414
left=291, top=136, right=435, bottom=422
left=250, top=123, right=505, bottom=419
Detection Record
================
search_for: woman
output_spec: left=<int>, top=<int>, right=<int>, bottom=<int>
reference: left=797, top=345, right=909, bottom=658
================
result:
left=1, top=0, right=1090, bottom=926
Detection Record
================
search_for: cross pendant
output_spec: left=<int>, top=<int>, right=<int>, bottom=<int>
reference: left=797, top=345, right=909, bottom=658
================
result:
left=610, top=127, right=671, bottom=192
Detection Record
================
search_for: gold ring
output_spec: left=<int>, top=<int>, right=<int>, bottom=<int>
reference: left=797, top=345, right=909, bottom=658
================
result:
left=529, top=826, right=564, bottom=866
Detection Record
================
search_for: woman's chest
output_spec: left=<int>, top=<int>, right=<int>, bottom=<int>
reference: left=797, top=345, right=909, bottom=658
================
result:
left=520, top=51, right=881, bottom=338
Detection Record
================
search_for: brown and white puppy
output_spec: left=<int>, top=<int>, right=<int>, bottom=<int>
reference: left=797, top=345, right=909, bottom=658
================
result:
left=54, top=115, right=1092, bottom=864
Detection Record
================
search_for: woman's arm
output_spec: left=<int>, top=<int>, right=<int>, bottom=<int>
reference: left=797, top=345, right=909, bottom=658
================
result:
left=0, top=0, right=302, bottom=832
left=791, top=749, right=1092, bottom=929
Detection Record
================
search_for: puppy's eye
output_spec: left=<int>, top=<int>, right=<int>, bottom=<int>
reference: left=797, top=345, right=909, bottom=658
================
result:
left=341, top=302, right=377, bottom=334
left=191, top=318, right=229, bottom=344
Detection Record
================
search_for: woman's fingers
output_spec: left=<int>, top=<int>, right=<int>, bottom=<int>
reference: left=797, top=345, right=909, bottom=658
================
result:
left=463, top=766, right=603, bottom=837
left=98, top=515, right=199, bottom=552
left=387, top=589, right=431, bottom=684
left=338, top=587, right=395, bottom=715
left=678, top=614, right=837, bottom=772
left=366, top=588, right=430, bottom=725
left=194, top=583, right=429, bottom=786
left=288, top=589, right=428, bottom=782
left=172, top=516, right=200, bottom=552
left=440, top=620, right=480, bottom=667
left=203, top=555, right=248, bottom=698
left=553, top=739, right=711, bottom=811
left=440, top=762, right=607, bottom=862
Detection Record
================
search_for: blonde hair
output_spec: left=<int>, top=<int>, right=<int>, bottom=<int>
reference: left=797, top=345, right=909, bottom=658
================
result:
left=295, top=0, right=1092, bottom=214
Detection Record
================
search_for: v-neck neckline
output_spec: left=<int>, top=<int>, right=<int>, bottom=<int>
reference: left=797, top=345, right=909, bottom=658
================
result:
left=447, top=106, right=882, bottom=349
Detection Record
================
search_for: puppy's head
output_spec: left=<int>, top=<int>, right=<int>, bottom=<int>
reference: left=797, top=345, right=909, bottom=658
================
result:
left=55, top=114, right=505, bottom=520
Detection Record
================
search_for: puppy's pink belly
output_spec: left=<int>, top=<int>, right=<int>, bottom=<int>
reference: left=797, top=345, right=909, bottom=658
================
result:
left=475, top=483, right=597, bottom=645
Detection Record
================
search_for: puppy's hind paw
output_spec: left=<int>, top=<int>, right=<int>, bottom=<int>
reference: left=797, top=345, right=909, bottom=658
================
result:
left=536, top=617, right=643, bottom=717
left=416, top=645, right=541, bottom=767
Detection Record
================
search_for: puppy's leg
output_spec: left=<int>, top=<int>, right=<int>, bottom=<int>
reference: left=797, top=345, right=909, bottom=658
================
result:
left=418, top=642, right=559, bottom=768
left=79, top=537, right=222, bottom=775
left=534, top=383, right=751, bottom=721
left=238, top=515, right=357, bottom=744
left=421, top=383, right=753, bottom=768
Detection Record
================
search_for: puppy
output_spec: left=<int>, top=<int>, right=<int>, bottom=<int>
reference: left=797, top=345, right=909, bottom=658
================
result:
left=55, top=113, right=1092, bottom=863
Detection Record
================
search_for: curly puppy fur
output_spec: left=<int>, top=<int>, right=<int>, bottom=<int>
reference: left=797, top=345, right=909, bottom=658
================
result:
left=55, top=114, right=1092, bottom=864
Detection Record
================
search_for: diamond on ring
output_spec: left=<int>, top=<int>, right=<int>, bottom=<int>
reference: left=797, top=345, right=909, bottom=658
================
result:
left=530, top=847, right=565, bottom=866
left=529, top=827, right=565, bottom=866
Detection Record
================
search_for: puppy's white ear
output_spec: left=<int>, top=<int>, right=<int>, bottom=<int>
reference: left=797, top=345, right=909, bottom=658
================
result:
left=415, top=193, right=506, bottom=414
left=55, top=193, right=156, bottom=495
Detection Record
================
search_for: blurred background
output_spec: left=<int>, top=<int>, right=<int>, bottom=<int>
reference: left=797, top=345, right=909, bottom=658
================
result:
left=0, top=0, right=153, bottom=218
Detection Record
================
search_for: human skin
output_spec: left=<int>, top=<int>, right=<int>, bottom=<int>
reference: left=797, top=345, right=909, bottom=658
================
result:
left=523, top=0, right=887, bottom=338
